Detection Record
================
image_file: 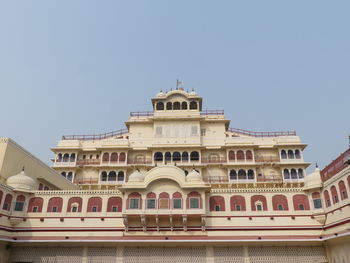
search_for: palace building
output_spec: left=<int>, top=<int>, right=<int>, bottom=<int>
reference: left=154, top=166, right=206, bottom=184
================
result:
left=0, top=89, right=349, bottom=262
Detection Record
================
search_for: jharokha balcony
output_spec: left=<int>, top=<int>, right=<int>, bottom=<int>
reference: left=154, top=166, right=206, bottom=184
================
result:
left=76, top=159, right=101, bottom=166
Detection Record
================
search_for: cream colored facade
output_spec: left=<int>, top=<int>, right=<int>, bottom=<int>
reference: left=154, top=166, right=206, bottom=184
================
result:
left=0, top=90, right=349, bottom=263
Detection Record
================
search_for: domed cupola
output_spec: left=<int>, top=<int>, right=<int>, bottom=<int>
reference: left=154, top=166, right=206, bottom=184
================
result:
left=128, top=170, right=144, bottom=183
left=186, top=169, right=202, bottom=182
left=6, top=168, right=37, bottom=192
left=304, top=166, right=322, bottom=190
left=189, top=89, right=197, bottom=96
left=156, top=90, right=166, bottom=98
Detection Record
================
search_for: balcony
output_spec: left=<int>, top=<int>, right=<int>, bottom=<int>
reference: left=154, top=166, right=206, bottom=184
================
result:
left=61, top=128, right=128, bottom=141
left=228, top=128, right=296, bottom=137
left=201, top=157, right=227, bottom=164
left=200, top=110, right=224, bottom=116
left=255, top=156, right=280, bottom=163
left=127, top=158, right=153, bottom=165
left=203, top=176, right=229, bottom=183
left=53, top=161, right=76, bottom=167
left=76, top=159, right=101, bottom=166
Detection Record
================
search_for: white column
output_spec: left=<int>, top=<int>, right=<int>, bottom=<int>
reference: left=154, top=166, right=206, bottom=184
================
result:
left=243, top=245, right=250, bottom=263
left=116, top=246, right=124, bottom=263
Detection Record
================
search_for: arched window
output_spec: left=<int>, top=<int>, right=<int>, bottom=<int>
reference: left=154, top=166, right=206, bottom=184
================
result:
left=67, top=172, right=73, bottom=182
left=247, top=169, right=255, bottom=180
left=117, top=171, right=125, bottom=182
left=338, top=181, right=348, bottom=200
left=228, top=151, right=235, bottom=161
left=330, top=185, right=339, bottom=204
left=189, top=101, right=198, bottom=110
left=182, top=152, right=189, bottom=162
left=283, top=169, right=290, bottom=179
left=63, top=153, right=70, bottom=162
left=251, top=195, right=267, bottom=211
left=295, top=150, right=301, bottom=159
left=14, top=195, right=25, bottom=211
left=166, top=102, right=172, bottom=110
left=28, top=197, right=44, bottom=213
left=181, top=101, right=188, bottom=110
left=47, top=197, right=63, bottom=213
left=190, top=151, right=200, bottom=161
left=165, top=152, right=172, bottom=162
left=209, top=196, right=226, bottom=211
left=110, top=152, right=118, bottom=162
left=67, top=197, right=82, bottom=212
left=172, top=192, right=182, bottom=209
left=230, top=195, right=246, bottom=211
left=324, top=190, right=331, bottom=207
left=312, top=192, right=322, bottom=209
left=238, top=169, right=247, bottom=180
left=87, top=197, right=102, bottom=212
left=154, top=152, right=163, bottom=162
left=187, top=191, right=201, bottom=209
left=57, top=153, right=62, bottom=162
left=281, top=150, right=287, bottom=159
left=102, top=153, right=109, bottom=163
left=146, top=192, right=157, bottom=209
left=291, top=169, right=297, bottom=179
left=173, top=102, right=180, bottom=110
left=272, top=195, right=289, bottom=211
left=119, top=152, right=126, bottom=162
left=2, top=194, right=12, bottom=211
left=101, top=171, right=108, bottom=181
left=236, top=150, right=245, bottom=161
left=61, top=172, right=66, bottom=178
left=298, top=169, right=304, bottom=179
left=108, top=171, right=117, bottom=181
left=156, top=102, right=164, bottom=110
left=173, top=152, right=181, bottom=162
left=128, top=192, right=142, bottom=209
left=288, top=150, right=294, bottom=159
left=159, top=192, right=170, bottom=209
left=70, top=153, right=76, bottom=162
left=246, top=150, right=253, bottom=161
left=107, top=197, right=122, bottom=212
left=293, top=194, right=310, bottom=210
left=230, top=170, right=237, bottom=180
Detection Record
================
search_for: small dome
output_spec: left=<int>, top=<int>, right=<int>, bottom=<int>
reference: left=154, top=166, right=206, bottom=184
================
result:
left=186, top=169, right=202, bottom=182
left=189, top=90, right=197, bottom=96
left=156, top=91, right=165, bottom=98
left=128, top=170, right=144, bottom=182
left=304, top=167, right=322, bottom=190
left=6, top=170, right=37, bottom=191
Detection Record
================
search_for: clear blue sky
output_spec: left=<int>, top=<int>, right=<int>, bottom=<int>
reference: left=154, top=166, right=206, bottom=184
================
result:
left=0, top=1, right=349, bottom=171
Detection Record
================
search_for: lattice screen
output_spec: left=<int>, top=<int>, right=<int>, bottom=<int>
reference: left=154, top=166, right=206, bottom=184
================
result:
left=213, top=246, right=245, bottom=263
left=123, top=246, right=206, bottom=263
left=9, top=246, right=83, bottom=263
left=249, top=246, right=327, bottom=263
left=87, top=247, right=117, bottom=263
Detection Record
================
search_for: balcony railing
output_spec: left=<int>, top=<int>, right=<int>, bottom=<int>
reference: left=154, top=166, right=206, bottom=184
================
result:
left=76, top=159, right=101, bottom=166
left=255, top=157, right=280, bottom=163
left=201, top=157, right=227, bottom=164
left=62, top=128, right=128, bottom=141
left=130, top=111, right=154, bottom=117
left=127, top=158, right=153, bottom=165
left=200, top=110, right=224, bottom=116
left=228, top=128, right=296, bottom=137
left=74, top=178, right=99, bottom=185
left=203, top=176, right=229, bottom=183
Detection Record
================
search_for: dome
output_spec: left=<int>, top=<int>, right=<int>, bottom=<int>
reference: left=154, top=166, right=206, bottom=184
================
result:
left=156, top=91, right=165, bottom=98
left=128, top=170, right=144, bottom=183
left=6, top=170, right=37, bottom=191
left=186, top=169, right=202, bottom=182
left=304, top=167, right=322, bottom=190
left=189, top=90, right=197, bottom=96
